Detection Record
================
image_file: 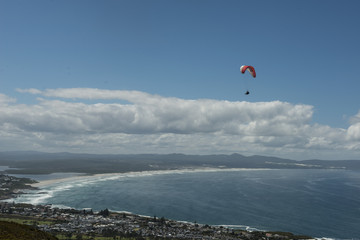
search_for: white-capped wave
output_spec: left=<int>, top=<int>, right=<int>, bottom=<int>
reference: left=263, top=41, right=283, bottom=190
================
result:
left=32, top=168, right=272, bottom=190
left=90, top=168, right=272, bottom=181
left=15, top=168, right=273, bottom=205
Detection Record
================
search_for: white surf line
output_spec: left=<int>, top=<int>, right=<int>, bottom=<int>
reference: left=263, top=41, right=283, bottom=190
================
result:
left=31, top=167, right=273, bottom=188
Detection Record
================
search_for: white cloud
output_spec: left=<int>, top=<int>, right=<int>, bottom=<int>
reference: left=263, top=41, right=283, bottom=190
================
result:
left=16, top=88, right=42, bottom=95
left=347, top=111, right=360, bottom=142
left=10, top=88, right=315, bottom=135
left=17, top=88, right=153, bottom=103
left=0, top=94, right=16, bottom=105
left=1, top=88, right=360, bottom=159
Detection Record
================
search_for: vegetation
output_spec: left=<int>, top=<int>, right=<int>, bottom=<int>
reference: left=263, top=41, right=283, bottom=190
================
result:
left=0, top=217, right=138, bottom=240
left=0, top=220, right=58, bottom=240
left=0, top=216, right=56, bottom=226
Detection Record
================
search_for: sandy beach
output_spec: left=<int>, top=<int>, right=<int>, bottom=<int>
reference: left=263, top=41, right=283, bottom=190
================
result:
left=31, top=168, right=272, bottom=188
left=31, top=173, right=118, bottom=188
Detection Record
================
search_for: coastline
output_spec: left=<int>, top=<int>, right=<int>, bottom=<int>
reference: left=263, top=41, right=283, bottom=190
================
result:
left=0, top=202, right=314, bottom=240
left=3, top=168, right=356, bottom=239
left=30, top=167, right=272, bottom=188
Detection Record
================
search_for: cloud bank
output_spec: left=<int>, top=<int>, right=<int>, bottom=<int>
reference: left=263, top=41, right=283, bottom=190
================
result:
left=1, top=88, right=359, bottom=160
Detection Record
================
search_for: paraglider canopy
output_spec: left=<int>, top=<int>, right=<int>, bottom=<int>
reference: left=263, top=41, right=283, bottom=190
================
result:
left=240, top=65, right=256, bottom=78
left=240, top=65, right=256, bottom=95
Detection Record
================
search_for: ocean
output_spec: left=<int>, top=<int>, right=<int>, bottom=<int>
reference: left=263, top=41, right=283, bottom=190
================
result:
left=8, top=169, right=360, bottom=239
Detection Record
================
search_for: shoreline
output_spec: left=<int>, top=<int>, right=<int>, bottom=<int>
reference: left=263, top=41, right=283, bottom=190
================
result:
left=2, top=169, right=351, bottom=239
left=30, top=167, right=273, bottom=188
left=0, top=202, right=314, bottom=240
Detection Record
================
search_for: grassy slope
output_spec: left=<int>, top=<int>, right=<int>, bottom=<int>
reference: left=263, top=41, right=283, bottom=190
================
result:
left=0, top=220, right=58, bottom=240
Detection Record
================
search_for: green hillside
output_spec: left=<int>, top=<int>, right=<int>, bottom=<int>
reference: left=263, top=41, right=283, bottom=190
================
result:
left=0, top=220, right=58, bottom=240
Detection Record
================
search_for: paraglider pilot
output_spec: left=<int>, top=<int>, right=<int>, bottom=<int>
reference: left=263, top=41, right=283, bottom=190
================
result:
left=240, top=65, right=256, bottom=96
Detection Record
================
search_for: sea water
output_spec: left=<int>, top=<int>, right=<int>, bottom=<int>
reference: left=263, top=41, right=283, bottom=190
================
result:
left=10, top=169, right=360, bottom=239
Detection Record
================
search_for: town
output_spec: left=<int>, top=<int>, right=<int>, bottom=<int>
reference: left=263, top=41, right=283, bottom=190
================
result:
left=0, top=201, right=312, bottom=240
left=0, top=174, right=37, bottom=200
left=0, top=174, right=312, bottom=240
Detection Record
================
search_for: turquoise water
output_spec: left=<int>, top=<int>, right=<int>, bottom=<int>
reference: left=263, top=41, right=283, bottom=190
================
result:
left=12, top=169, right=360, bottom=239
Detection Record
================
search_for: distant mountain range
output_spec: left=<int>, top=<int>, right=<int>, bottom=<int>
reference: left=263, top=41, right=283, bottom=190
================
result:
left=0, top=151, right=359, bottom=174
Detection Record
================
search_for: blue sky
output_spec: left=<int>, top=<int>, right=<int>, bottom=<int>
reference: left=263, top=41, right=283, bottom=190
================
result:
left=1, top=0, right=360, bottom=160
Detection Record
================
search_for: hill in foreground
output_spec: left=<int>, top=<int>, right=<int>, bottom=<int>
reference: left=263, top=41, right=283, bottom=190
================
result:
left=0, top=220, right=58, bottom=240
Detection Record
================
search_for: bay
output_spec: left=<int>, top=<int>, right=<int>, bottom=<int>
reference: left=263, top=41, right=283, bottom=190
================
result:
left=12, top=169, right=360, bottom=239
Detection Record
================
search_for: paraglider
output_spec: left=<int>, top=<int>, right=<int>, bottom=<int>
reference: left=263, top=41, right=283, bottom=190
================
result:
left=240, top=65, right=256, bottom=95
left=240, top=65, right=256, bottom=78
